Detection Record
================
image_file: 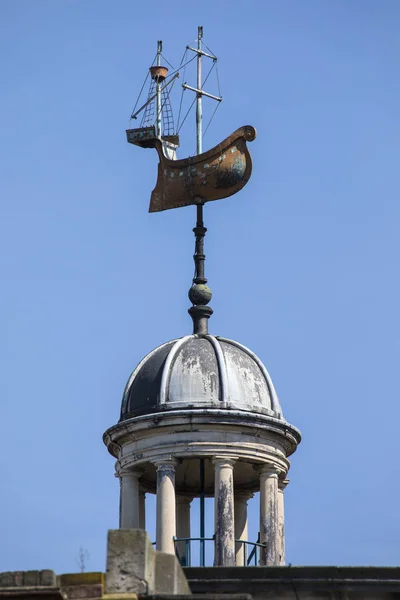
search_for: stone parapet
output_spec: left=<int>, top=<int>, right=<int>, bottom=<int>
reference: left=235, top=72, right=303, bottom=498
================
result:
left=58, top=573, right=104, bottom=600
left=0, top=529, right=191, bottom=600
left=0, top=572, right=56, bottom=588
left=143, top=596, right=252, bottom=600
left=58, top=575, right=104, bottom=588
left=185, top=565, right=400, bottom=599
left=0, top=570, right=61, bottom=600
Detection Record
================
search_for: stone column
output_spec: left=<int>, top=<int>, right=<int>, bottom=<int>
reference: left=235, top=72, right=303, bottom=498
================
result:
left=213, top=457, right=236, bottom=566
left=259, top=464, right=280, bottom=566
left=278, top=479, right=289, bottom=565
left=119, top=469, right=141, bottom=529
left=139, top=488, right=146, bottom=530
left=234, top=491, right=254, bottom=566
left=154, top=458, right=177, bottom=554
left=176, top=495, right=192, bottom=565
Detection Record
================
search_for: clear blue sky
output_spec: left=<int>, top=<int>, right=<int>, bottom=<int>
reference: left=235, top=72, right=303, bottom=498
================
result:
left=1, top=0, right=400, bottom=573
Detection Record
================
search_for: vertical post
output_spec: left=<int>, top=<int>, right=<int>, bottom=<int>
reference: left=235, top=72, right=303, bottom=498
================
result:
left=234, top=492, right=253, bottom=566
left=200, top=458, right=205, bottom=566
left=188, top=27, right=214, bottom=336
left=195, top=26, right=205, bottom=319
left=213, top=457, right=236, bottom=566
left=119, top=470, right=141, bottom=529
left=139, top=488, right=146, bottom=530
left=154, top=458, right=177, bottom=554
left=156, top=40, right=162, bottom=138
left=259, top=465, right=280, bottom=566
left=196, top=26, right=203, bottom=155
left=278, top=479, right=289, bottom=565
left=176, top=496, right=192, bottom=566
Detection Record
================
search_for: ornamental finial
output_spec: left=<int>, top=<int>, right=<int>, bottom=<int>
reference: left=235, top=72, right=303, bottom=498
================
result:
left=188, top=203, right=213, bottom=335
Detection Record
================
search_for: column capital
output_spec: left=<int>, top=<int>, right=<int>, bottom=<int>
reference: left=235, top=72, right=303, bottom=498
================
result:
left=176, top=494, right=194, bottom=504
left=152, top=457, right=178, bottom=470
left=117, top=467, right=144, bottom=480
left=212, top=456, right=238, bottom=467
left=278, top=478, right=289, bottom=491
left=234, top=490, right=254, bottom=502
left=257, top=463, right=281, bottom=478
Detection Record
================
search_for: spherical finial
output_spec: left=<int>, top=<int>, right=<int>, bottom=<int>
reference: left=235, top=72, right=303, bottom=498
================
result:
left=189, top=284, right=212, bottom=306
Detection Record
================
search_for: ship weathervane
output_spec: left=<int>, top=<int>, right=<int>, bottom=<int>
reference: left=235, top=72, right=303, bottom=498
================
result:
left=126, top=26, right=256, bottom=336
left=126, top=26, right=256, bottom=213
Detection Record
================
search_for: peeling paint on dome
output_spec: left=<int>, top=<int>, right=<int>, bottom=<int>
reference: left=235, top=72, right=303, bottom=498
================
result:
left=120, top=334, right=284, bottom=422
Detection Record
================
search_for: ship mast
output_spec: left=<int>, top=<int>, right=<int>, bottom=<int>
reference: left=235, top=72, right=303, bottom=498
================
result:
left=183, top=26, right=222, bottom=155
left=195, top=28, right=204, bottom=283
left=156, top=40, right=162, bottom=138
left=196, top=26, right=203, bottom=155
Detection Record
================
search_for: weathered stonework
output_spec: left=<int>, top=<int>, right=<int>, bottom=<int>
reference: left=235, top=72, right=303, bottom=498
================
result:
left=213, top=458, right=236, bottom=567
left=105, top=529, right=190, bottom=596
left=259, top=465, right=280, bottom=566
left=154, top=460, right=177, bottom=555
left=4, top=541, right=400, bottom=600
left=277, top=478, right=288, bottom=565
left=185, top=565, right=400, bottom=599
left=234, top=491, right=253, bottom=567
left=106, top=530, right=155, bottom=595
left=0, top=572, right=56, bottom=588
left=0, top=570, right=61, bottom=600
left=104, top=327, right=301, bottom=567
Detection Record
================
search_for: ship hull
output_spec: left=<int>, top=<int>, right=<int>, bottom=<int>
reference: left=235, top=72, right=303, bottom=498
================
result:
left=149, top=125, right=256, bottom=213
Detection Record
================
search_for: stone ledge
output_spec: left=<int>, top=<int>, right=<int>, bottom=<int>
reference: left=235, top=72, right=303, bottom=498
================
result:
left=103, top=595, right=138, bottom=600
left=0, top=572, right=56, bottom=588
left=185, top=565, right=400, bottom=580
left=142, top=595, right=252, bottom=600
left=58, top=575, right=104, bottom=588
left=0, top=587, right=64, bottom=599
left=61, top=584, right=103, bottom=599
left=185, top=566, right=400, bottom=596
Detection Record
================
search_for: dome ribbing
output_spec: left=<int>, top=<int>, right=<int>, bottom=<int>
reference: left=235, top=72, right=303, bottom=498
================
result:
left=120, top=334, right=284, bottom=421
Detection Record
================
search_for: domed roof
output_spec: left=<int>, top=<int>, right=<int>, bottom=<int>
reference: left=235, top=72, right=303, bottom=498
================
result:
left=120, top=334, right=284, bottom=422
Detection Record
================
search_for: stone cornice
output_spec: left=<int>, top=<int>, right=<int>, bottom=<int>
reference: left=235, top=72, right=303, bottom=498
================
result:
left=104, top=408, right=301, bottom=458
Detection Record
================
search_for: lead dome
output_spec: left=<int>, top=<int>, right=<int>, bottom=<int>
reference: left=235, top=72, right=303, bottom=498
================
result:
left=120, top=334, right=284, bottom=421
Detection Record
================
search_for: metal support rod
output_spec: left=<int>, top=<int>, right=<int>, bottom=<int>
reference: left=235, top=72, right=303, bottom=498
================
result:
left=182, top=84, right=222, bottom=102
left=186, top=46, right=217, bottom=60
left=192, top=28, right=206, bottom=300
left=188, top=27, right=213, bottom=336
left=196, top=26, right=203, bottom=155
left=156, top=40, right=162, bottom=137
left=200, top=458, right=205, bottom=567
left=195, top=26, right=205, bottom=280
left=186, top=539, right=190, bottom=568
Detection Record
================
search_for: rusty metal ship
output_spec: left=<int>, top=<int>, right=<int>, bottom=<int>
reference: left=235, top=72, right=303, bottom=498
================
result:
left=126, top=29, right=256, bottom=213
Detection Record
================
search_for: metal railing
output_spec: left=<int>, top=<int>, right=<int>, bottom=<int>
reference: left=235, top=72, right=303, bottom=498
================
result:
left=173, top=536, right=265, bottom=567
left=174, top=536, right=214, bottom=566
